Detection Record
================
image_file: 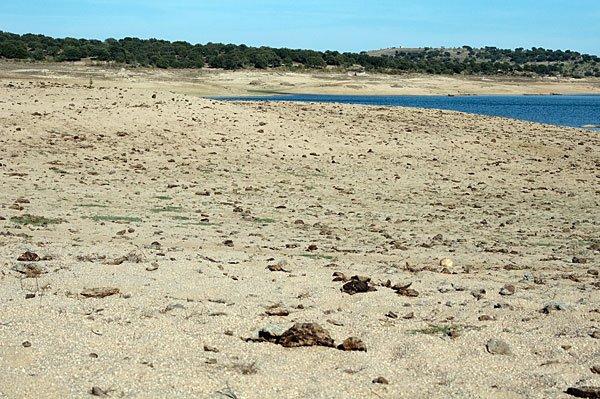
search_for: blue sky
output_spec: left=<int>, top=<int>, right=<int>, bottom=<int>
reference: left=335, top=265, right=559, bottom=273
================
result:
left=1, top=0, right=599, bottom=54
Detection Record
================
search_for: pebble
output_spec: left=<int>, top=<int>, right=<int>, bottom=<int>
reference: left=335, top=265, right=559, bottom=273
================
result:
left=338, top=337, right=367, bottom=352
left=486, top=338, right=511, bottom=355
left=372, top=376, right=389, bottom=384
left=542, top=301, right=569, bottom=314
left=440, top=258, right=454, bottom=268
left=499, top=284, right=516, bottom=296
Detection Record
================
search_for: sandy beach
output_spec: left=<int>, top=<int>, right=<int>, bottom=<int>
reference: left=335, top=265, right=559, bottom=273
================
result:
left=0, top=66, right=599, bottom=398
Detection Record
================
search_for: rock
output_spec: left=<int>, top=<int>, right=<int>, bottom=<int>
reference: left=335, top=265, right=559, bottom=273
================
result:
left=12, top=263, right=45, bottom=277
left=572, top=257, right=588, bottom=264
left=590, top=330, right=600, bottom=339
left=223, top=239, right=234, bottom=247
left=438, top=283, right=453, bottom=293
left=306, top=244, right=318, bottom=251
left=149, top=241, right=161, bottom=250
left=499, top=284, right=516, bottom=296
left=338, top=337, right=367, bottom=352
left=145, top=263, right=159, bottom=271
left=90, top=386, right=109, bottom=397
left=565, top=386, right=600, bottom=398
left=478, top=315, right=494, bottom=321
left=17, top=251, right=40, bottom=262
left=440, top=258, right=454, bottom=268
left=265, top=306, right=289, bottom=316
left=591, top=365, right=600, bottom=374
left=542, top=301, right=569, bottom=314
left=81, top=287, right=120, bottom=298
left=22, top=341, right=31, bottom=348
left=385, top=311, right=398, bottom=319
left=372, top=376, right=389, bottom=384
left=522, top=271, right=534, bottom=282
left=203, top=345, right=219, bottom=353
left=341, top=276, right=376, bottom=295
left=278, top=323, right=334, bottom=348
left=267, top=260, right=289, bottom=272
left=392, top=282, right=419, bottom=297
left=258, top=324, right=288, bottom=342
left=332, top=271, right=348, bottom=282
left=486, top=338, right=511, bottom=355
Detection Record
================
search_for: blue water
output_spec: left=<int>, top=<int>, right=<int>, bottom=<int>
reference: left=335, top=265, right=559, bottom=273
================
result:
left=218, top=94, right=600, bottom=129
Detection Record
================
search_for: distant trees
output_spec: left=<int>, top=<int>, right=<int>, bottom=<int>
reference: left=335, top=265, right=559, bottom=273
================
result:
left=1, top=30, right=599, bottom=77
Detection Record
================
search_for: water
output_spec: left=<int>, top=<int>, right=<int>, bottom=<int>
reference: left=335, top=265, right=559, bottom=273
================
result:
left=217, top=94, right=600, bottom=130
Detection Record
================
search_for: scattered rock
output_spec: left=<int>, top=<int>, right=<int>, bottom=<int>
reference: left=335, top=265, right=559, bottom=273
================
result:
left=17, top=251, right=40, bottom=262
left=542, top=301, right=570, bottom=314
left=572, top=257, right=588, bottom=264
left=265, top=306, right=289, bottom=316
left=203, top=345, right=219, bottom=353
left=12, top=263, right=46, bottom=277
left=591, top=365, right=600, bottom=374
left=565, top=386, right=600, bottom=398
left=392, top=282, right=419, bottom=297
left=341, top=276, right=376, bottom=295
left=440, top=258, right=454, bottom=268
left=22, top=341, right=31, bottom=348
left=338, top=337, right=367, bottom=352
left=81, top=287, right=120, bottom=298
left=332, top=271, right=348, bottom=282
left=499, top=284, right=516, bottom=296
left=278, top=323, right=334, bottom=348
left=372, top=376, right=389, bottom=384
left=223, top=239, right=234, bottom=247
left=590, top=330, right=600, bottom=339
left=90, top=386, right=109, bottom=397
left=385, top=311, right=398, bottom=319
left=267, top=260, right=289, bottom=272
left=486, top=338, right=511, bottom=355
left=145, top=263, right=159, bottom=271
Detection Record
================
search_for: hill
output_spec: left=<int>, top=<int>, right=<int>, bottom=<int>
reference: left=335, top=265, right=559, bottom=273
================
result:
left=1, top=31, right=600, bottom=77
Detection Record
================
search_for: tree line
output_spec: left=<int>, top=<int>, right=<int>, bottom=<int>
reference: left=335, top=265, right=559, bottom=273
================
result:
left=1, top=31, right=599, bottom=77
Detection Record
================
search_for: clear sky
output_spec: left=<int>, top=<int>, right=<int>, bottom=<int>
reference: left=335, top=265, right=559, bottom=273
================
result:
left=1, top=0, right=599, bottom=54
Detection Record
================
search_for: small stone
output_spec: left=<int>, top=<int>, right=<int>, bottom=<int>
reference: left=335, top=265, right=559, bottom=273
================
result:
left=440, top=258, right=454, bottom=268
left=265, top=307, right=289, bottom=316
left=478, top=315, right=494, bottom=321
left=438, top=283, right=453, bottom=293
left=223, top=239, right=234, bottom=247
left=81, top=287, right=120, bottom=298
left=22, top=341, right=31, bottom=348
left=332, top=271, right=348, bottom=282
left=572, top=257, right=587, bottom=264
left=522, top=271, right=534, bottom=282
left=565, top=386, right=600, bottom=398
left=90, top=386, right=108, bottom=397
left=278, top=323, right=334, bottom=348
left=25, top=293, right=36, bottom=299
left=17, top=251, right=40, bottom=262
left=486, top=338, right=511, bottom=355
left=306, top=244, right=318, bottom=251
left=499, top=284, right=516, bottom=296
left=203, top=345, right=219, bottom=353
left=341, top=276, right=376, bottom=295
left=372, top=376, right=389, bottom=384
left=385, top=311, right=398, bottom=319
left=542, top=301, right=569, bottom=314
left=145, top=263, right=159, bottom=271
left=338, top=337, right=367, bottom=352
left=403, top=312, right=415, bottom=320
left=590, top=330, right=600, bottom=339
left=258, top=324, right=288, bottom=342
left=591, top=365, right=600, bottom=374
left=267, top=260, right=289, bottom=272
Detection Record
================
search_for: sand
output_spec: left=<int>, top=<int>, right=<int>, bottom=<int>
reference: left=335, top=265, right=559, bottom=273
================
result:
left=0, top=66, right=599, bottom=398
left=1, top=60, right=600, bottom=96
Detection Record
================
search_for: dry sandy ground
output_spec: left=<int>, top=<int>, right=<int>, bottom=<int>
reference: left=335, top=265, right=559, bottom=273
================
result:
left=2, top=60, right=600, bottom=96
left=0, top=70, right=599, bottom=399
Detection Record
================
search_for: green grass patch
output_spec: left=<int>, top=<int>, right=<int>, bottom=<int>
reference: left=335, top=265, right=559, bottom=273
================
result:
left=78, top=203, right=109, bottom=208
left=10, top=214, right=63, bottom=227
left=151, top=206, right=183, bottom=213
left=254, top=217, right=276, bottom=224
left=171, top=215, right=190, bottom=221
left=154, top=195, right=172, bottom=200
left=89, top=215, right=142, bottom=223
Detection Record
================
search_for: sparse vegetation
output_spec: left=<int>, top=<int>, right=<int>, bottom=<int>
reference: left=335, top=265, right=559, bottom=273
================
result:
left=10, top=214, right=63, bottom=227
left=88, top=215, right=142, bottom=223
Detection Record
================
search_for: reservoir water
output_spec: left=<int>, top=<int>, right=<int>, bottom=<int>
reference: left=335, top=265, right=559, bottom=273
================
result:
left=218, top=94, right=600, bottom=130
